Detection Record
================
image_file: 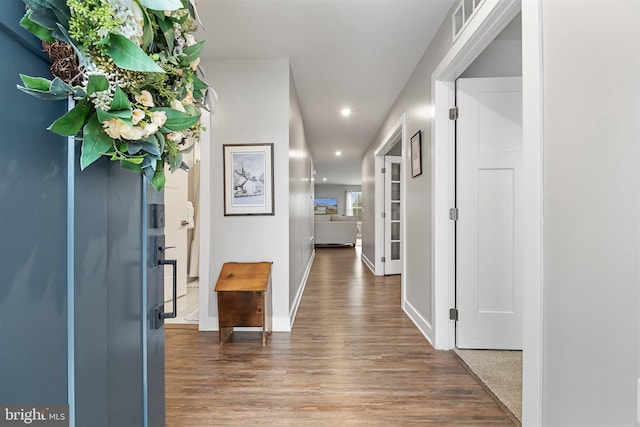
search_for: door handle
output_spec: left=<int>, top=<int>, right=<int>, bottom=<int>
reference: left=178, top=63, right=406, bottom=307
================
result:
left=159, top=259, right=178, bottom=320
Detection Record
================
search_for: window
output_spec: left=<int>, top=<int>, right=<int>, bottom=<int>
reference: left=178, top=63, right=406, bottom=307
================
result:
left=346, top=191, right=362, bottom=237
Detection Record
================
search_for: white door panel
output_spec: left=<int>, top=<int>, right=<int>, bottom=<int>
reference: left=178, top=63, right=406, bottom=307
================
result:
left=384, top=156, right=402, bottom=275
left=456, top=77, right=523, bottom=349
left=164, top=168, right=188, bottom=302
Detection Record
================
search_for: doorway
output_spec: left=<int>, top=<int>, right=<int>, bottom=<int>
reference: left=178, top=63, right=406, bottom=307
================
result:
left=446, top=11, right=524, bottom=423
left=164, top=132, right=202, bottom=325
left=454, top=76, right=523, bottom=350
left=373, top=114, right=405, bottom=278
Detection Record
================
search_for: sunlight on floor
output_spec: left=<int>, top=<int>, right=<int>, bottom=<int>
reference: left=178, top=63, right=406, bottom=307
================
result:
left=165, top=281, right=199, bottom=325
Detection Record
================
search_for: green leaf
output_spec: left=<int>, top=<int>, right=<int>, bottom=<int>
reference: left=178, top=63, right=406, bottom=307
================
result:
left=87, top=75, right=109, bottom=96
left=96, top=108, right=132, bottom=125
left=151, top=9, right=166, bottom=21
left=182, top=40, right=204, bottom=63
left=48, top=99, right=91, bottom=136
left=142, top=158, right=156, bottom=182
left=151, top=165, right=166, bottom=191
left=141, top=140, right=161, bottom=158
left=192, top=75, right=209, bottom=91
left=157, top=18, right=175, bottom=51
left=81, top=115, right=114, bottom=170
left=120, top=159, right=143, bottom=172
left=28, top=7, right=58, bottom=30
left=20, top=74, right=51, bottom=92
left=150, top=107, right=200, bottom=131
left=17, top=85, right=68, bottom=101
left=110, top=86, right=132, bottom=111
left=137, top=0, right=182, bottom=11
left=20, top=11, right=55, bottom=42
left=106, top=34, right=164, bottom=73
left=50, top=77, right=74, bottom=97
left=141, top=9, right=154, bottom=51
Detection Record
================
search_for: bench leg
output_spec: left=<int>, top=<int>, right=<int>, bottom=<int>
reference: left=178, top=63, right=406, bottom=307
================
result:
left=219, top=326, right=233, bottom=346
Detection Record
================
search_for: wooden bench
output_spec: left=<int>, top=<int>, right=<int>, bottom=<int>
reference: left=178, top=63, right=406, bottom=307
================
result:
left=214, top=262, right=272, bottom=346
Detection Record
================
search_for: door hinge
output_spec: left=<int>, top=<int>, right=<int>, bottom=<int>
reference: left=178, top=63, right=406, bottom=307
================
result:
left=449, top=106, right=459, bottom=120
left=449, top=208, right=459, bottom=221
left=381, top=257, right=386, bottom=263
left=381, top=167, right=386, bottom=174
left=449, top=308, right=459, bottom=321
left=381, top=212, right=386, bottom=218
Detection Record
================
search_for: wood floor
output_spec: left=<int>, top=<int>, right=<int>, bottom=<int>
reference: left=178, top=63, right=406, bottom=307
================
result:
left=165, top=247, right=515, bottom=426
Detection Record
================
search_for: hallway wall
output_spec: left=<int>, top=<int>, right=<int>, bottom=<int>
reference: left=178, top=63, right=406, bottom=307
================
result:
left=288, top=66, right=315, bottom=314
left=203, top=59, right=291, bottom=330
left=541, top=0, right=640, bottom=424
left=361, top=1, right=458, bottom=342
left=202, top=58, right=314, bottom=331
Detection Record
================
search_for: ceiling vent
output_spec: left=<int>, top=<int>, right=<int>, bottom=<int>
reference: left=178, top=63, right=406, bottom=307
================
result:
left=452, top=0, right=485, bottom=42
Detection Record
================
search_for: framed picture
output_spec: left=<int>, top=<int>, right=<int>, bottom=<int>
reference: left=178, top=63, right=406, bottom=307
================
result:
left=410, top=130, right=422, bottom=178
left=223, top=143, right=274, bottom=216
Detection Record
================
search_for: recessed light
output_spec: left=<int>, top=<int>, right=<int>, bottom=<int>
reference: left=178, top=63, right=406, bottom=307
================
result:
left=322, top=177, right=327, bottom=181
left=341, top=108, right=351, bottom=117
left=335, top=151, right=342, bottom=156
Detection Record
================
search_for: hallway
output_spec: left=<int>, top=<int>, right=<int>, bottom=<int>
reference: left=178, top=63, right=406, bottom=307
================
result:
left=165, top=247, right=515, bottom=425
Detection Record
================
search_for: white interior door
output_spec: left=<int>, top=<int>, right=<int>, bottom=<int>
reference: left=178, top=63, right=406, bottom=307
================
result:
left=456, top=77, right=523, bottom=349
left=164, top=167, right=189, bottom=302
left=384, top=156, right=402, bottom=275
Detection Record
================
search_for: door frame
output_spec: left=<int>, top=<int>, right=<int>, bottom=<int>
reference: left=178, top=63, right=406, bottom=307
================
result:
left=374, top=114, right=406, bottom=280
left=383, top=155, right=403, bottom=275
left=198, top=110, right=214, bottom=330
left=430, top=0, right=544, bottom=424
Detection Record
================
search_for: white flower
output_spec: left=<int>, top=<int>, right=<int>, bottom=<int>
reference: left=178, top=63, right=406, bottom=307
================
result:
left=107, top=0, right=144, bottom=43
left=135, top=90, right=154, bottom=107
left=143, top=123, right=159, bottom=137
left=189, top=57, right=200, bottom=71
left=151, top=111, right=167, bottom=128
left=171, top=99, right=186, bottom=113
left=184, top=34, right=197, bottom=47
left=132, top=109, right=145, bottom=125
left=167, top=131, right=183, bottom=143
left=103, top=118, right=145, bottom=140
left=181, top=91, right=194, bottom=106
left=120, top=124, right=145, bottom=140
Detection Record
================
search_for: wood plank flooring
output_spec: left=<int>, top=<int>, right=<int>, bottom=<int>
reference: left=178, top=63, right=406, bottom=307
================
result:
left=165, top=246, right=514, bottom=426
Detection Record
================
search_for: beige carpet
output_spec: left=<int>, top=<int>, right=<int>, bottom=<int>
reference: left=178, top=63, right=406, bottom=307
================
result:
left=454, top=349, right=522, bottom=422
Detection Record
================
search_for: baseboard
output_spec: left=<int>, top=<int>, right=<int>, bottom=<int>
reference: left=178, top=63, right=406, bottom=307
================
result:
left=361, top=253, right=375, bottom=274
left=289, top=249, right=315, bottom=328
left=198, top=316, right=217, bottom=331
left=403, top=299, right=435, bottom=347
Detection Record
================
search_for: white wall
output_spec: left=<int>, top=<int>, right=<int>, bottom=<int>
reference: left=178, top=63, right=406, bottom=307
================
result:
left=314, top=184, right=362, bottom=216
left=361, top=2, right=457, bottom=342
left=288, top=67, right=315, bottom=315
left=461, top=13, right=521, bottom=78
left=202, top=58, right=300, bottom=331
left=541, top=1, right=640, bottom=424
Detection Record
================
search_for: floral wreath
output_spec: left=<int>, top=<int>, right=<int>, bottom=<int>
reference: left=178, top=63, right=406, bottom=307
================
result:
left=18, top=0, right=211, bottom=190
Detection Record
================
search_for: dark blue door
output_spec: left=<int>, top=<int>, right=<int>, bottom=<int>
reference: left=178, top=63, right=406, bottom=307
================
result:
left=0, top=0, right=69, bottom=408
left=0, top=1, right=166, bottom=425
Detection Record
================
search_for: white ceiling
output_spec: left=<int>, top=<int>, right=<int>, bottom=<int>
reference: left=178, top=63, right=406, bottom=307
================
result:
left=196, top=0, right=456, bottom=185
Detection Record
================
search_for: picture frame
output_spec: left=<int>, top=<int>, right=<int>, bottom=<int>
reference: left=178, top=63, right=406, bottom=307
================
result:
left=223, top=143, right=274, bottom=216
left=410, top=130, right=422, bottom=177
